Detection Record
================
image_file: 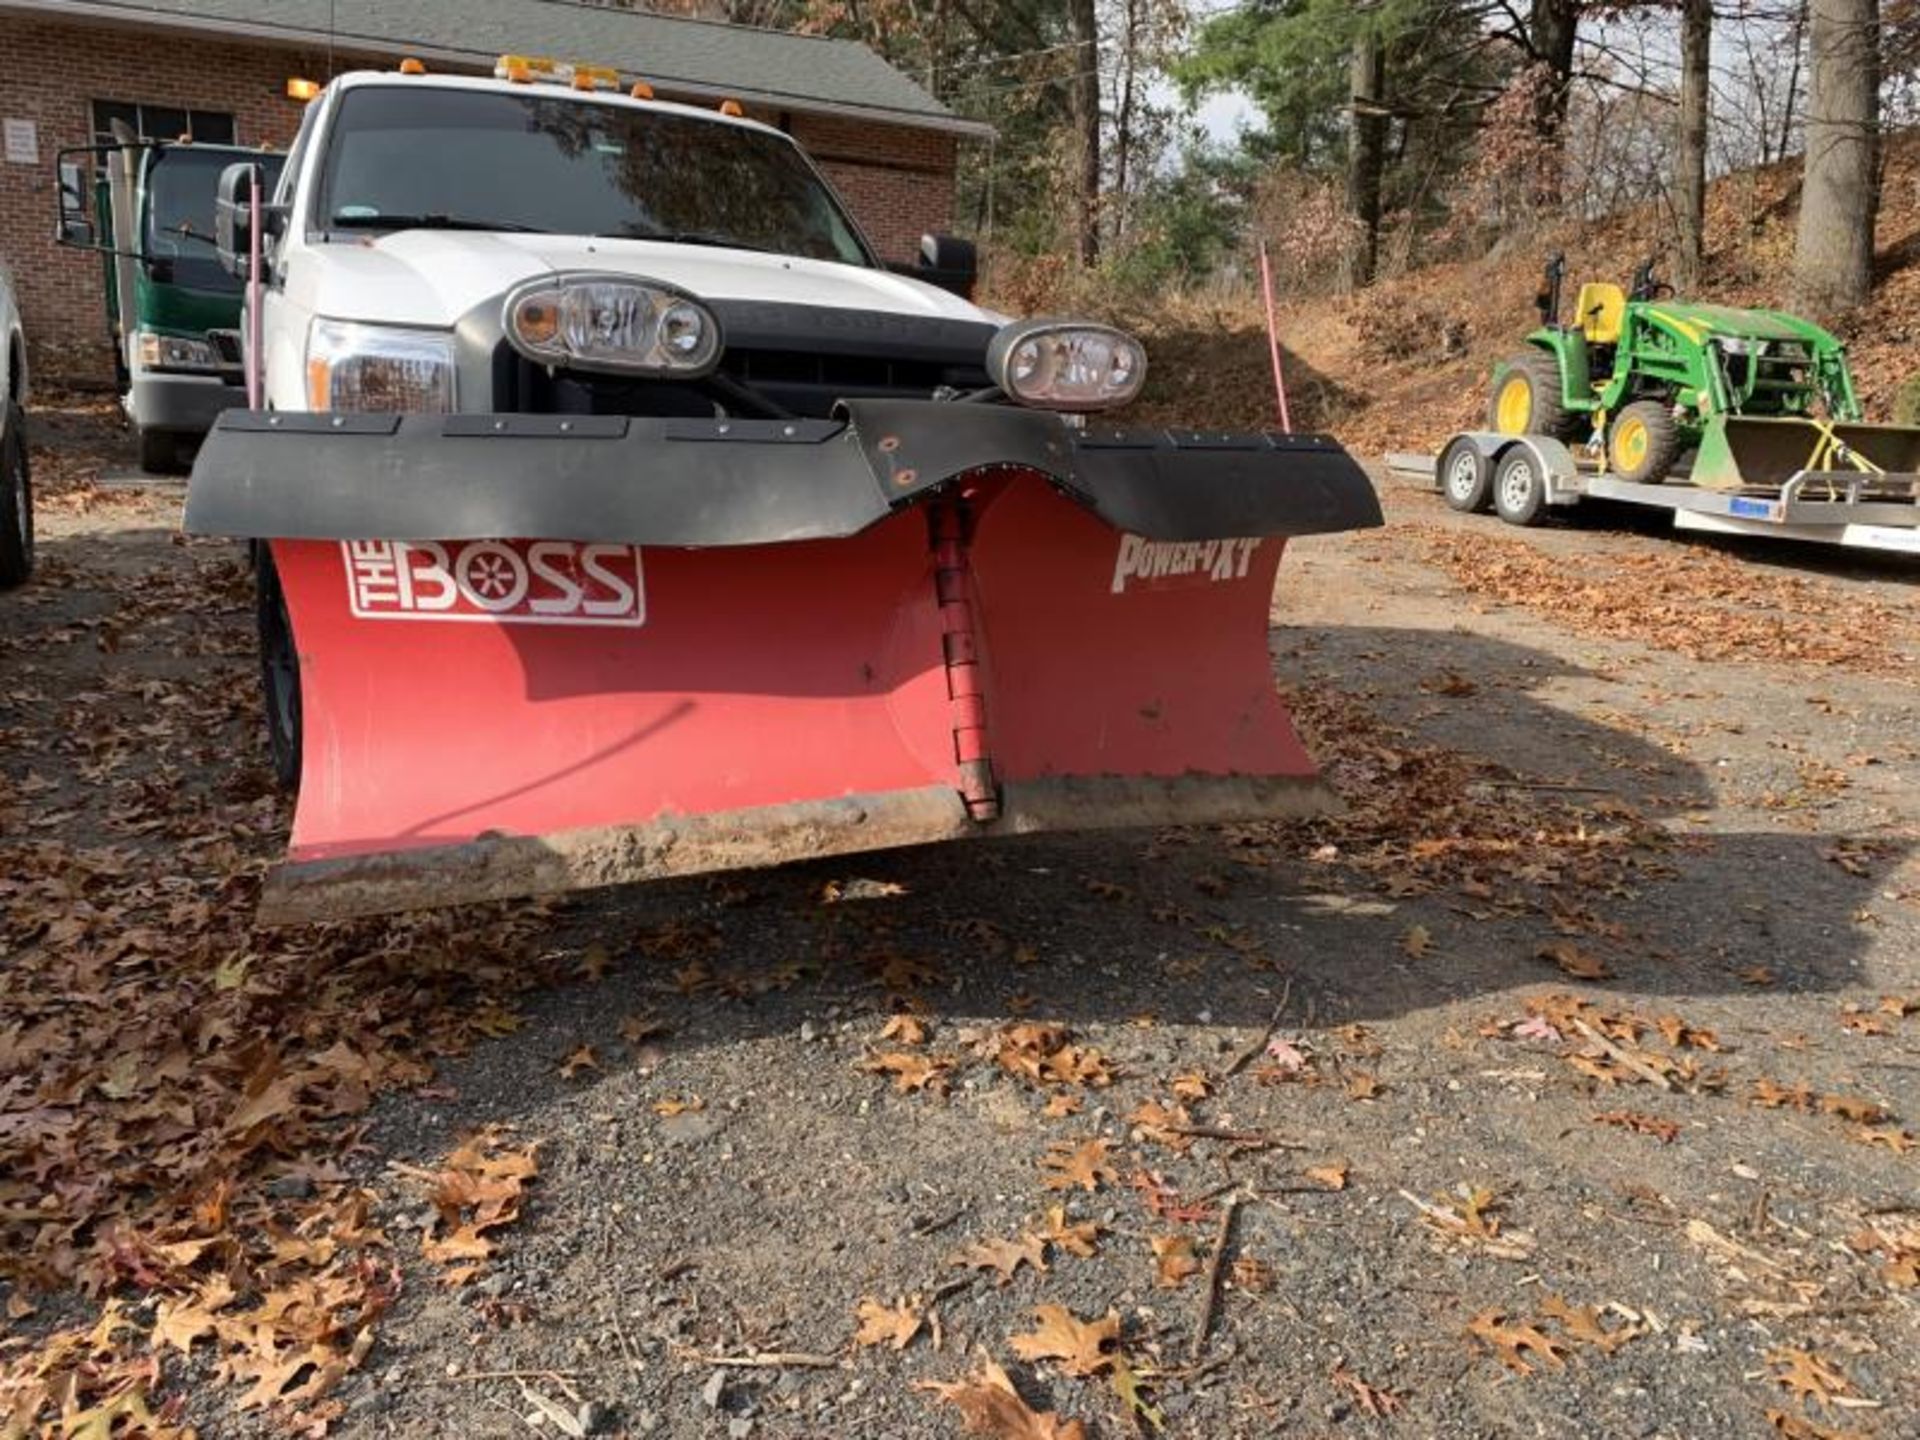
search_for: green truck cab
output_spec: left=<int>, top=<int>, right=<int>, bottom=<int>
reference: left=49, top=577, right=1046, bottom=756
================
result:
left=59, top=138, right=283, bottom=471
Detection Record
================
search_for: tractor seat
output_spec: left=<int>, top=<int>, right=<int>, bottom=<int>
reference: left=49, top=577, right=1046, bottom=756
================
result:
left=1575, top=282, right=1626, bottom=345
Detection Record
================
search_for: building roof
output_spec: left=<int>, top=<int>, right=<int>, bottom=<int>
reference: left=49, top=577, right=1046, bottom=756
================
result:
left=2, top=0, right=992, bottom=136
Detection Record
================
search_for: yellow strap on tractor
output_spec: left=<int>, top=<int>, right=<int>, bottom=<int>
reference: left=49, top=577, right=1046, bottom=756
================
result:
left=1803, top=417, right=1884, bottom=500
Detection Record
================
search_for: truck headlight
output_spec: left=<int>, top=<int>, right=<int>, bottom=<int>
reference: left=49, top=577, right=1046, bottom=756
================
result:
left=988, top=320, right=1146, bottom=412
left=138, top=330, right=223, bottom=373
left=306, top=319, right=456, bottom=412
left=503, top=274, right=721, bottom=376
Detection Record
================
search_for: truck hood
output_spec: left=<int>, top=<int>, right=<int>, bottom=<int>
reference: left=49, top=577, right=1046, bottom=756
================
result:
left=300, top=232, right=1001, bottom=328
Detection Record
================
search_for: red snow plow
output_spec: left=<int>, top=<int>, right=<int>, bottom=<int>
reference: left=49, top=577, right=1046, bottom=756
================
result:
left=188, top=401, right=1379, bottom=923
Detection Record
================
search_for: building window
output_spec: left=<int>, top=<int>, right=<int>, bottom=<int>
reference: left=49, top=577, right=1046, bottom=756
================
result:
left=91, top=100, right=236, bottom=146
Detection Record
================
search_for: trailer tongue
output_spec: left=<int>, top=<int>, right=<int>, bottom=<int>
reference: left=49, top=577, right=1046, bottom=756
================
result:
left=191, top=403, right=1379, bottom=923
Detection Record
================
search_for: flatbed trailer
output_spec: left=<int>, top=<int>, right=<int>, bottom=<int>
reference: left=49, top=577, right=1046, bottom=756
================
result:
left=1391, top=430, right=1920, bottom=556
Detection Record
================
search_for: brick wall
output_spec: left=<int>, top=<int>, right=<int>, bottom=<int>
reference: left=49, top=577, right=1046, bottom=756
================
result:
left=0, top=16, right=329, bottom=379
left=788, top=113, right=958, bottom=264
left=0, top=15, right=960, bottom=383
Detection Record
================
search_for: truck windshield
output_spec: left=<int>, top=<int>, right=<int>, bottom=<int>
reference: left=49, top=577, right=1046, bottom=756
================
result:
left=316, top=86, right=874, bottom=267
left=145, top=148, right=284, bottom=293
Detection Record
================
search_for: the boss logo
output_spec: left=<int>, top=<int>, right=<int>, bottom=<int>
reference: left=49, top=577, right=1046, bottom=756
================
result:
left=342, top=540, right=646, bottom=626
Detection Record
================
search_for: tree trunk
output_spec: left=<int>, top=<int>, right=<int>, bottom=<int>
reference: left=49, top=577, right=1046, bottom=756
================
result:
left=1793, top=0, right=1879, bottom=318
left=1527, top=0, right=1579, bottom=202
left=1346, top=22, right=1387, bottom=287
left=1068, top=0, right=1101, bottom=266
left=1114, top=0, right=1139, bottom=243
left=1675, top=0, right=1711, bottom=289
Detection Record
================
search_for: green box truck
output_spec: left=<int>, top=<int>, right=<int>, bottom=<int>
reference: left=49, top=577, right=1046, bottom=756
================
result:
left=59, top=136, right=283, bottom=472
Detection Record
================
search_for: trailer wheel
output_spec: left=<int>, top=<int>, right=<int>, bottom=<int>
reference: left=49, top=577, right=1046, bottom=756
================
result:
left=256, top=547, right=303, bottom=792
left=1607, top=401, right=1679, bottom=484
left=1439, top=437, right=1493, bottom=513
left=1488, top=350, right=1572, bottom=438
left=1492, top=447, right=1548, bottom=527
left=0, top=401, right=32, bottom=589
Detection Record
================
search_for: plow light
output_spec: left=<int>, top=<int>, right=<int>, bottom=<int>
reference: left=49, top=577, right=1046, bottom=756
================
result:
left=306, top=320, right=456, bottom=412
left=504, top=275, right=721, bottom=376
left=988, top=320, right=1146, bottom=412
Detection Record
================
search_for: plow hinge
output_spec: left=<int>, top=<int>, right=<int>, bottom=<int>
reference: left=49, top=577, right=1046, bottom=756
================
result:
left=930, top=500, right=1001, bottom=822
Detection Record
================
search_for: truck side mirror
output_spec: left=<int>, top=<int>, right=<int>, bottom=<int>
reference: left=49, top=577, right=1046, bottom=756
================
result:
left=215, top=161, right=263, bottom=280
left=55, top=160, right=96, bottom=248
left=916, top=233, right=977, bottom=300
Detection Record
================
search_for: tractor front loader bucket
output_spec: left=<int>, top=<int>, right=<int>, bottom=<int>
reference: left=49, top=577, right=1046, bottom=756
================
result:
left=186, top=402, right=1381, bottom=923
left=1691, top=414, right=1920, bottom=493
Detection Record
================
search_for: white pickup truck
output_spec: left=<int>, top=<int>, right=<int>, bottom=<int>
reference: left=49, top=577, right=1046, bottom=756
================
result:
left=184, top=59, right=1381, bottom=922
left=0, top=255, right=30, bottom=588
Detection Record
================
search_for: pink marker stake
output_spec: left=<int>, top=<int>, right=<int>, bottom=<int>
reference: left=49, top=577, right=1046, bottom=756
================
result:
left=1257, top=241, right=1293, bottom=434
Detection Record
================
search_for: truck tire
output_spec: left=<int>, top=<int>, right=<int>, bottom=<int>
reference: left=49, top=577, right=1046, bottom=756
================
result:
left=1439, top=435, right=1492, bottom=513
left=1492, top=446, right=1549, bottom=527
left=0, top=401, right=32, bottom=588
left=1607, top=400, right=1679, bottom=484
left=256, top=546, right=303, bottom=791
left=138, top=426, right=183, bottom=475
left=1488, top=350, right=1572, bottom=438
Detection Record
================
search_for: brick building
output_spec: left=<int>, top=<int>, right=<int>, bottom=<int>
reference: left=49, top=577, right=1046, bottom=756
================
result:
left=0, top=0, right=988, bottom=378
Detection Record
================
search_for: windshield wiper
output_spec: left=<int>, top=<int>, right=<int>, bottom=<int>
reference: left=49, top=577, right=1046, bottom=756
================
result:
left=330, top=213, right=550, bottom=235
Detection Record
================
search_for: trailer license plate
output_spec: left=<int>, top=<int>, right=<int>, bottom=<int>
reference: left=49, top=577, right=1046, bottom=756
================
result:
left=341, top=539, right=646, bottom=626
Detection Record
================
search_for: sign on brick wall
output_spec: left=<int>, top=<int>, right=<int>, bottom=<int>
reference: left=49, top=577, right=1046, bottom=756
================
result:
left=3, top=119, right=38, bottom=165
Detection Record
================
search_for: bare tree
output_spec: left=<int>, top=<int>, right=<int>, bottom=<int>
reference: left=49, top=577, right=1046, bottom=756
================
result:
left=1069, top=0, right=1101, bottom=265
left=1793, top=0, right=1879, bottom=316
left=1347, top=12, right=1388, bottom=285
left=1675, top=0, right=1711, bottom=286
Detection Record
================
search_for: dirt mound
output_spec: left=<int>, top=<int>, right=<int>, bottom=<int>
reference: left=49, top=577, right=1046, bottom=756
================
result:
left=1110, top=133, right=1920, bottom=457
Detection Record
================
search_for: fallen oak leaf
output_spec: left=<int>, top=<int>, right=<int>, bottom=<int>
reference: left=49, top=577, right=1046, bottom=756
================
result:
left=880, top=1014, right=930, bottom=1046
left=1150, top=1234, right=1200, bottom=1288
left=1539, top=1295, right=1642, bottom=1353
left=854, top=1296, right=924, bottom=1351
left=1041, top=1206, right=1104, bottom=1259
left=950, top=1233, right=1048, bottom=1284
left=652, top=1094, right=705, bottom=1117
left=1818, top=1093, right=1889, bottom=1125
left=857, top=1050, right=953, bottom=1096
left=1849, top=1125, right=1916, bottom=1153
left=1401, top=924, right=1434, bottom=959
left=916, top=1352, right=1089, bottom=1439
left=1465, top=1310, right=1570, bottom=1375
left=1766, top=1411, right=1870, bottom=1440
left=1010, top=1304, right=1121, bottom=1378
left=1040, top=1137, right=1117, bottom=1193
left=1304, top=1161, right=1350, bottom=1191
left=1766, top=1348, right=1864, bottom=1409
left=1536, top=941, right=1612, bottom=981
left=559, top=1045, right=600, bottom=1079
left=1593, top=1111, right=1681, bottom=1144
left=1330, top=1361, right=1404, bottom=1417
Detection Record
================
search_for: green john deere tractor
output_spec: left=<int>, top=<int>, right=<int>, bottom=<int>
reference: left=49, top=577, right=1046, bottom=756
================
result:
left=1488, top=254, right=1920, bottom=490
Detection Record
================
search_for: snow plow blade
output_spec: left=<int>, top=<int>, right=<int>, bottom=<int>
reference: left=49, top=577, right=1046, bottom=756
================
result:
left=186, top=401, right=1382, bottom=923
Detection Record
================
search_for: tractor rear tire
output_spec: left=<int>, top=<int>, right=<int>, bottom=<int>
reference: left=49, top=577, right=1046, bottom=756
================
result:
left=256, top=545, right=303, bottom=792
left=1439, top=436, right=1492, bottom=512
left=1488, top=350, right=1572, bottom=438
left=1607, top=400, right=1680, bottom=484
left=1492, top=447, right=1549, bottom=527
left=0, top=401, right=32, bottom=589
